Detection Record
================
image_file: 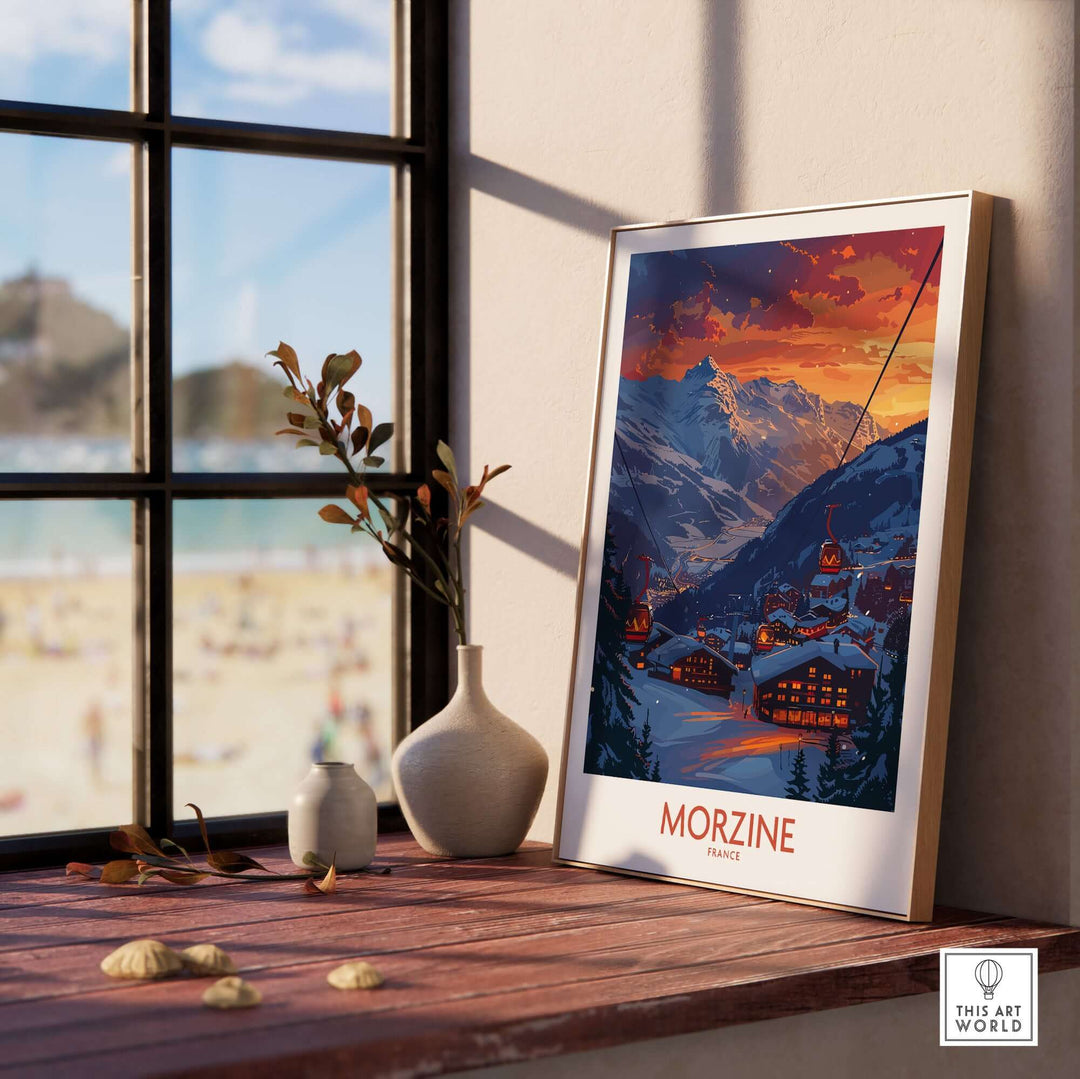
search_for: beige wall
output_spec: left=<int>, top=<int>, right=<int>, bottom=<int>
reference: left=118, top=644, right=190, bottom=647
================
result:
left=449, top=0, right=1076, bottom=936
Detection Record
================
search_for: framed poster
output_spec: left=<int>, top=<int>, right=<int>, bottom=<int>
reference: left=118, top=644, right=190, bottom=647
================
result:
left=554, top=192, right=992, bottom=921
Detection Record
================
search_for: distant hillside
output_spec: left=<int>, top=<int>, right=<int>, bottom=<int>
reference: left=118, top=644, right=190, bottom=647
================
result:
left=0, top=273, right=284, bottom=438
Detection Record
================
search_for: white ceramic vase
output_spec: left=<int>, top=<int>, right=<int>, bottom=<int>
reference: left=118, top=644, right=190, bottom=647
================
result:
left=392, top=645, right=548, bottom=857
left=287, top=761, right=377, bottom=870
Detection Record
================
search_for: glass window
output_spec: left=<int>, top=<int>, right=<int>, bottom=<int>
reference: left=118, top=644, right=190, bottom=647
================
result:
left=171, top=149, right=393, bottom=473
left=0, top=2, right=130, bottom=111
left=0, top=500, right=133, bottom=836
left=0, top=133, right=132, bottom=472
left=171, top=1, right=394, bottom=134
left=172, top=499, right=394, bottom=817
left=0, top=1, right=444, bottom=866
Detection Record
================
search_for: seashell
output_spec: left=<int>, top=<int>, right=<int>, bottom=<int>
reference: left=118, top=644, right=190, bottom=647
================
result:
left=180, top=944, right=237, bottom=977
left=202, top=976, right=262, bottom=1010
left=100, top=939, right=183, bottom=981
left=327, top=960, right=384, bottom=990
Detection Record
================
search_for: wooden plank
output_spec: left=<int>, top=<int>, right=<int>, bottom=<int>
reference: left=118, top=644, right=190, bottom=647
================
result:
left=0, top=902, right=998, bottom=1051
left=0, top=840, right=1076, bottom=1078
left=4, top=917, right=1076, bottom=1077
left=0, top=879, right=769, bottom=1006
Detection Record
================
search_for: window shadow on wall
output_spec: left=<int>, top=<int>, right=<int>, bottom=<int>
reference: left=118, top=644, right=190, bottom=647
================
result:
left=451, top=0, right=738, bottom=577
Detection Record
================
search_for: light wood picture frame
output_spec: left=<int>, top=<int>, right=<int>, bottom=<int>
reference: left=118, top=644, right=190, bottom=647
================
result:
left=554, top=192, right=992, bottom=921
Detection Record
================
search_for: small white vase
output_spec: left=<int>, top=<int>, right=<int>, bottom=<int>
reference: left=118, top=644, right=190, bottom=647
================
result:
left=288, top=762, right=377, bottom=870
left=392, top=645, right=548, bottom=857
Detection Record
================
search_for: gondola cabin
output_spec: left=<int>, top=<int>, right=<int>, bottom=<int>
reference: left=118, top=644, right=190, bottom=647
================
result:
left=818, top=503, right=845, bottom=574
left=624, top=553, right=655, bottom=643
left=624, top=602, right=653, bottom=643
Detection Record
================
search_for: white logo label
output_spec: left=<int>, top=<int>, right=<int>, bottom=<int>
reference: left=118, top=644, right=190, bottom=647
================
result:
left=939, top=948, right=1038, bottom=1046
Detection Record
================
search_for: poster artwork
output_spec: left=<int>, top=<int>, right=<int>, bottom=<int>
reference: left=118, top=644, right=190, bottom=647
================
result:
left=584, top=226, right=944, bottom=812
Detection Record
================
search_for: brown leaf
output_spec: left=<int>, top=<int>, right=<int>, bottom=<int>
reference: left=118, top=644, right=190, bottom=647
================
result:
left=351, top=426, right=369, bottom=456
left=416, top=484, right=431, bottom=513
left=336, top=389, right=355, bottom=417
left=158, top=870, right=209, bottom=886
left=431, top=469, right=456, bottom=498
left=459, top=499, right=485, bottom=525
left=323, top=352, right=362, bottom=394
left=380, top=540, right=412, bottom=570
left=319, top=504, right=355, bottom=525
left=346, top=485, right=370, bottom=521
left=109, top=824, right=165, bottom=858
left=303, top=860, right=338, bottom=895
left=65, top=862, right=97, bottom=879
left=207, top=850, right=268, bottom=874
left=274, top=428, right=308, bottom=438
left=268, top=342, right=301, bottom=380
left=436, top=440, right=457, bottom=482
left=486, top=463, right=511, bottom=481
left=367, top=422, right=393, bottom=456
left=185, top=802, right=213, bottom=857
left=355, top=405, right=373, bottom=438
left=100, top=859, right=142, bottom=884
left=287, top=411, right=307, bottom=427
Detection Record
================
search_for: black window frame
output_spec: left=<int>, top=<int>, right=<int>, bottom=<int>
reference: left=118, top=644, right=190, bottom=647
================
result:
left=0, top=1, right=449, bottom=870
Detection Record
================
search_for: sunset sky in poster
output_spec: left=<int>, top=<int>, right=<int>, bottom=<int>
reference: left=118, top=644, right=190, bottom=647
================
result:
left=621, top=226, right=945, bottom=427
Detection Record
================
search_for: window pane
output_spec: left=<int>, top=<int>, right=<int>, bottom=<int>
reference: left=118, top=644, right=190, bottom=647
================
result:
left=171, top=149, right=393, bottom=473
left=172, top=499, right=395, bottom=820
left=171, top=0, right=393, bottom=134
left=0, top=2, right=130, bottom=111
left=0, top=500, right=133, bottom=836
left=0, top=133, right=133, bottom=472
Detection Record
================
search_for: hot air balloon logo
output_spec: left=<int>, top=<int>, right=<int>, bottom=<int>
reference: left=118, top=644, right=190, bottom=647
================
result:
left=974, top=958, right=1004, bottom=1000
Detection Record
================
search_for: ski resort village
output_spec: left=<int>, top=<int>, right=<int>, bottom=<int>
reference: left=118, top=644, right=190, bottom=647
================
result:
left=584, top=359, right=925, bottom=813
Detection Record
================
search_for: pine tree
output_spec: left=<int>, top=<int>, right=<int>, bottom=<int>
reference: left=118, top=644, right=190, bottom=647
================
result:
left=833, top=650, right=907, bottom=811
left=584, top=527, right=647, bottom=779
left=876, top=651, right=907, bottom=810
left=639, top=713, right=655, bottom=779
left=785, top=746, right=810, bottom=800
left=832, top=679, right=887, bottom=808
left=814, top=730, right=842, bottom=803
left=650, top=757, right=662, bottom=782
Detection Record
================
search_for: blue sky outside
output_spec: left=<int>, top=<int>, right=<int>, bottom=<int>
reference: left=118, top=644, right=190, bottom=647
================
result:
left=0, top=1, right=393, bottom=393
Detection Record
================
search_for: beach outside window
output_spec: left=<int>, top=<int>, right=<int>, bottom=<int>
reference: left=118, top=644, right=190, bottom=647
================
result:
left=172, top=500, right=393, bottom=818
left=0, top=3, right=447, bottom=862
left=0, top=500, right=133, bottom=835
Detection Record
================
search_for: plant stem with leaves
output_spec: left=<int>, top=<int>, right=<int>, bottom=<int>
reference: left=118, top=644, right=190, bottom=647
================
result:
left=268, top=342, right=509, bottom=646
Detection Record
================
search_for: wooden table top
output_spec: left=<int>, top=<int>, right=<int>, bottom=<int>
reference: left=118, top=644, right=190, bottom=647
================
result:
left=0, top=833, right=1077, bottom=1077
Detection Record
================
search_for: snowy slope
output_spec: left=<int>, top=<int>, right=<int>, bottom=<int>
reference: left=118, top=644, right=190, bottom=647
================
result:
left=608, top=356, right=886, bottom=571
left=659, top=420, right=928, bottom=624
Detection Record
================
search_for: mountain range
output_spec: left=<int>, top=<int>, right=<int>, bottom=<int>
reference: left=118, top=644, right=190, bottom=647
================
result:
left=0, top=273, right=283, bottom=438
left=658, top=419, right=927, bottom=626
left=607, top=356, right=888, bottom=573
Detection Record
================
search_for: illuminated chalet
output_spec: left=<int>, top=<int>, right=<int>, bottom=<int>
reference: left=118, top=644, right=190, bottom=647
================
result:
left=762, top=584, right=800, bottom=617
left=642, top=625, right=738, bottom=697
left=751, top=639, right=878, bottom=730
